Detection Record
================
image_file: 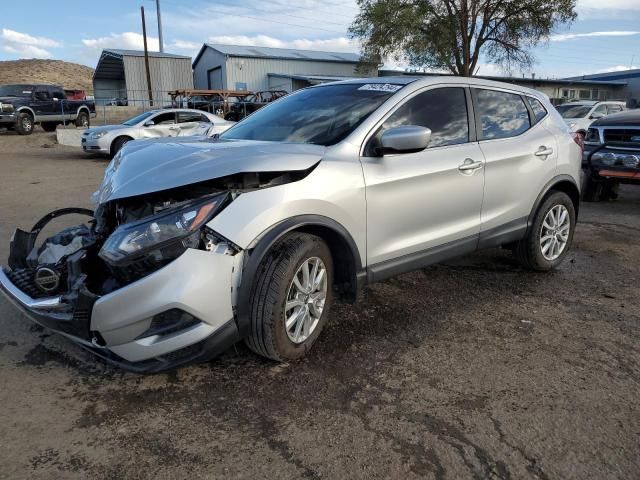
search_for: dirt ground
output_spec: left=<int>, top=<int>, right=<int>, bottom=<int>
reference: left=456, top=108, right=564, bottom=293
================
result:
left=0, top=130, right=638, bottom=480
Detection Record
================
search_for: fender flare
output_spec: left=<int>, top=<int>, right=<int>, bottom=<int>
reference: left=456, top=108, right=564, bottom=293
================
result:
left=234, top=214, right=363, bottom=337
left=16, top=106, right=36, bottom=120
left=526, top=174, right=580, bottom=231
left=76, top=105, right=90, bottom=117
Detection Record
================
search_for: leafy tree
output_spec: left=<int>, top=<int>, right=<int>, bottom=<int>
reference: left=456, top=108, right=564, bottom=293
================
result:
left=349, top=0, right=577, bottom=76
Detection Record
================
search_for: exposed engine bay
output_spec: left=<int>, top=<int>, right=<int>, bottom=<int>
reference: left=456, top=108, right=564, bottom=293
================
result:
left=4, top=167, right=313, bottom=343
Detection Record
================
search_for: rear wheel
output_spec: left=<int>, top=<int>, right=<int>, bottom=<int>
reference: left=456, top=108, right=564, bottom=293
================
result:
left=514, top=191, right=576, bottom=271
left=41, top=122, right=58, bottom=132
left=15, top=112, right=34, bottom=135
left=75, top=111, right=90, bottom=128
left=246, top=233, right=334, bottom=361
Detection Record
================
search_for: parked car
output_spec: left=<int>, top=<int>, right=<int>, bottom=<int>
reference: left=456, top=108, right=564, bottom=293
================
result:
left=556, top=101, right=626, bottom=138
left=106, top=98, right=128, bottom=106
left=581, top=108, right=640, bottom=201
left=224, top=90, right=288, bottom=121
left=0, top=83, right=96, bottom=134
left=0, top=77, right=582, bottom=372
left=81, top=108, right=234, bottom=156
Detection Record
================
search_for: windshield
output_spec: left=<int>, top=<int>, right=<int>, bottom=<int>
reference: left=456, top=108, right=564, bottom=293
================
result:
left=122, top=111, right=155, bottom=126
left=0, top=85, right=34, bottom=97
left=556, top=105, right=591, bottom=119
left=220, top=83, right=400, bottom=146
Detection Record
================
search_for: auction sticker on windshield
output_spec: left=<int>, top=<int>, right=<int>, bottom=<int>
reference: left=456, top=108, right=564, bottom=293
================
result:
left=358, top=84, right=403, bottom=92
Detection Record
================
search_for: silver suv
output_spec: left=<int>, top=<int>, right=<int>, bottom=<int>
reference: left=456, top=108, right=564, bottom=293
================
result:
left=0, top=77, right=582, bottom=372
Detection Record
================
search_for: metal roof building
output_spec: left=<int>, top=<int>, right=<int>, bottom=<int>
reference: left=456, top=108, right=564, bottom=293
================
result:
left=192, top=44, right=377, bottom=92
left=563, top=68, right=640, bottom=103
left=93, top=49, right=194, bottom=106
left=379, top=69, right=629, bottom=104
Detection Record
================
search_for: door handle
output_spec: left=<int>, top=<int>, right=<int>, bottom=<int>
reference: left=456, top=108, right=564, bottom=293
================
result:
left=168, top=126, right=180, bottom=130
left=535, top=146, right=554, bottom=158
left=458, top=158, right=483, bottom=172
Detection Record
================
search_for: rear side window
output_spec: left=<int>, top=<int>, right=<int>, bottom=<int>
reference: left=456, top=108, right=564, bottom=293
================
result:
left=379, top=87, right=469, bottom=148
left=607, top=104, right=623, bottom=114
left=527, top=97, right=548, bottom=123
left=178, top=112, right=209, bottom=123
left=475, top=89, right=530, bottom=140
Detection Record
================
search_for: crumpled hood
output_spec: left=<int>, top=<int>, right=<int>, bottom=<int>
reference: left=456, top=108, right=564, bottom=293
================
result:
left=94, top=139, right=326, bottom=204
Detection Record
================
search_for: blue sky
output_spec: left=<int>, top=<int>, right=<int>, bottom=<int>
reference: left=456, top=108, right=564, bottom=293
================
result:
left=1, top=0, right=640, bottom=78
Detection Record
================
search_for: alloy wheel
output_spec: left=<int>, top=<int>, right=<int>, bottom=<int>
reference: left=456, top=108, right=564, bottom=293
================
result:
left=540, top=204, right=571, bottom=261
left=284, top=257, right=327, bottom=344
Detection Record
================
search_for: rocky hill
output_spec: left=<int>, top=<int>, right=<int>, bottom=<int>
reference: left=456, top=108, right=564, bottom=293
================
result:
left=0, top=59, right=94, bottom=92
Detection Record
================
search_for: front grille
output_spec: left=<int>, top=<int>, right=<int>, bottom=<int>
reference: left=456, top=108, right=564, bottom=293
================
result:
left=6, top=264, right=68, bottom=298
left=603, top=128, right=640, bottom=148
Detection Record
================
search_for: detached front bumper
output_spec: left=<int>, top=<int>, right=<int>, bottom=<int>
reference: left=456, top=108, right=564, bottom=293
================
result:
left=0, top=248, right=242, bottom=372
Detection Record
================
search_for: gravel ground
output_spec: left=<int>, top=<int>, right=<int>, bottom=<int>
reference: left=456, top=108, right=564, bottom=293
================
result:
left=0, top=130, right=638, bottom=479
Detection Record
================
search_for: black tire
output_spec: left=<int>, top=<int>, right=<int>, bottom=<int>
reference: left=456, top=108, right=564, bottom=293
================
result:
left=110, top=136, right=132, bottom=156
left=41, top=122, right=58, bottom=132
left=514, top=191, right=576, bottom=271
left=245, top=233, right=334, bottom=361
left=75, top=111, right=90, bottom=128
left=15, top=112, right=34, bottom=135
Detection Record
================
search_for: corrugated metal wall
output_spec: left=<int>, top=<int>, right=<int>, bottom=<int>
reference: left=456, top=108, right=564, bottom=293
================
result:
left=123, top=56, right=194, bottom=106
left=225, top=57, right=377, bottom=91
left=193, top=49, right=228, bottom=89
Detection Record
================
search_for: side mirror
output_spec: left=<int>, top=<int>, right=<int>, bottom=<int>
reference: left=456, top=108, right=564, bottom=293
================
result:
left=590, top=112, right=605, bottom=120
left=143, top=120, right=155, bottom=127
left=380, top=126, right=432, bottom=154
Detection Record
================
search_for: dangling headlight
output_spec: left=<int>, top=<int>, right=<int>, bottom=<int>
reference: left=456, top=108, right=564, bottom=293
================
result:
left=99, top=194, right=228, bottom=264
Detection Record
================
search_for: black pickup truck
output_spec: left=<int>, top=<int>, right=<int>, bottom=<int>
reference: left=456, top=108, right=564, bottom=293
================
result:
left=0, top=84, right=96, bottom=135
left=582, top=108, right=640, bottom=200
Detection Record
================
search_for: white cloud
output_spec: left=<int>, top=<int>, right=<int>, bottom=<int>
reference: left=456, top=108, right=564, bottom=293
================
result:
left=207, top=35, right=358, bottom=53
left=591, top=65, right=634, bottom=74
left=551, top=31, right=640, bottom=41
left=0, top=28, right=61, bottom=58
left=577, top=0, right=640, bottom=9
left=82, top=32, right=160, bottom=52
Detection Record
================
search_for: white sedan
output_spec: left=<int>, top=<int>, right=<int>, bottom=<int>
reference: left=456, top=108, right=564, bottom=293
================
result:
left=81, top=108, right=234, bottom=156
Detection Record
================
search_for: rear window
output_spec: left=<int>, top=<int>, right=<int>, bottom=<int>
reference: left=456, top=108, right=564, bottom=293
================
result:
left=475, top=89, right=531, bottom=140
left=527, top=97, right=548, bottom=123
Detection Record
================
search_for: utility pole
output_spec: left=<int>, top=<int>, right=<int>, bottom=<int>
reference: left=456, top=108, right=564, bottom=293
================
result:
left=156, top=0, right=164, bottom=53
left=141, top=6, right=154, bottom=106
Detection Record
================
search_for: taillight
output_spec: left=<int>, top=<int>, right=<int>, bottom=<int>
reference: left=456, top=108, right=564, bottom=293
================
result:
left=572, top=132, right=584, bottom=152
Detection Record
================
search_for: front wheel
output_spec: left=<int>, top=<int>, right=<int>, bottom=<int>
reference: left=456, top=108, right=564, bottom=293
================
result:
left=514, top=191, right=576, bottom=271
left=246, top=233, right=334, bottom=361
left=15, top=112, right=34, bottom=135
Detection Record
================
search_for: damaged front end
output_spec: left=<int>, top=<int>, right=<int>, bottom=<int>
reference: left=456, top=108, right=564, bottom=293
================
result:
left=0, top=188, right=243, bottom=372
left=1, top=138, right=324, bottom=372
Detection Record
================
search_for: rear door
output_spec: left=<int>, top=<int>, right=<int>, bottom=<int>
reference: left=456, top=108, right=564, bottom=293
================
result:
left=361, top=85, right=485, bottom=275
left=473, top=88, right=558, bottom=243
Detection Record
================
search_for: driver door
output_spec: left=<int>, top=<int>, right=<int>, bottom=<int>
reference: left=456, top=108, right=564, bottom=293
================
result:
left=360, top=86, right=485, bottom=279
left=142, top=111, right=179, bottom=138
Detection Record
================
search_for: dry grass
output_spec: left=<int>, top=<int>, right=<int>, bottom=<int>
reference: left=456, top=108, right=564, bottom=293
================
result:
left=0, top=59, right=94, bottom=92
